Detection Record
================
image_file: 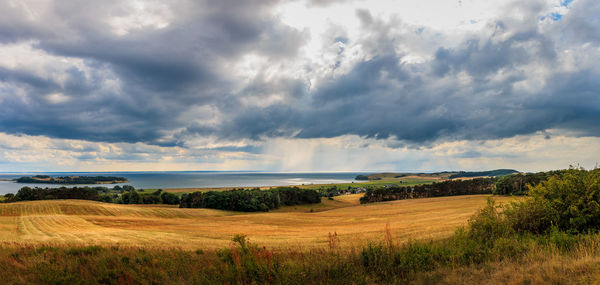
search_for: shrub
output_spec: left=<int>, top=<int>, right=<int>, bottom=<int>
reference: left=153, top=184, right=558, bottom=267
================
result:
left=526, top=168, right=600, bottom=233
left=467, top=199, right=513, bottom=243
left=504, top=198, right=557, bottom=234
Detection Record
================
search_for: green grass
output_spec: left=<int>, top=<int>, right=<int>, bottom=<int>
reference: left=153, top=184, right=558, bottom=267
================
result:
left=137, top=178, right=437, bottom=196
left=367, top=172, right=452, bottom=180
left=135, top=189, right=189, bottom=197
left=301, top=178, right=437, bottom=190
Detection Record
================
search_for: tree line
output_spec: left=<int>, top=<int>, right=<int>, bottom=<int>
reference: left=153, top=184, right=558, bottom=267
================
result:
left=359, top=168, right=593, bottom=204
left=359, top=178, right=497, bottom=204
left=179, top=187, right=321, bottom=212
left=1, top=186, right=180, bottom=205
left=492, top=170, right=570, bottom=195
left=1, top=185, right=320, bottom=211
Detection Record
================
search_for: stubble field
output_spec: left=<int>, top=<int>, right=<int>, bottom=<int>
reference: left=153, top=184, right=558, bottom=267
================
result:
left=0, top=194, right=517, bottom=250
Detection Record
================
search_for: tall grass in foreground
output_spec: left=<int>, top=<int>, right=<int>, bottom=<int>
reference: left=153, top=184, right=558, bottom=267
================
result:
left=2, top=224, right=600, bottom=284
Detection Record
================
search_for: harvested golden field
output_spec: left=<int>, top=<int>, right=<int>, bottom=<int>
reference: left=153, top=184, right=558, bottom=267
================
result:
left=0, top=195, right=517, bottom=250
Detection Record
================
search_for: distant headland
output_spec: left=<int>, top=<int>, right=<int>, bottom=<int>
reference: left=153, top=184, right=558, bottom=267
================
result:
left=355, top=169, right=519, bottom=181
left=14, top=175, right=128, bottom=184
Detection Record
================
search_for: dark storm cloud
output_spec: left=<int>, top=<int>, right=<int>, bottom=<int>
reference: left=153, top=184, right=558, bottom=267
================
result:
left=0, top=0, right=599, bottom=148
left=0, top=0, right=305, bottom=145
left=203, top=0, right=600, bottom=144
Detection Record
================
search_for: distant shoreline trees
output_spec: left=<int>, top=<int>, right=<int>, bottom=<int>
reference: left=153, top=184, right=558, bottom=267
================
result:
left=355, top=175, right=370, bottom=180
left=15, top=176, right=128, bottom=184
left=0, top=185, right=320, bottom=211
left=0, top=185, right=180, bottom=205
left=360, top=178, right=497, bottom=204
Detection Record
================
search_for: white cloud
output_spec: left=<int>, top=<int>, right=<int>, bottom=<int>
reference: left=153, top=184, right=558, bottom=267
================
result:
left=0, top=0, right=597, bottom=172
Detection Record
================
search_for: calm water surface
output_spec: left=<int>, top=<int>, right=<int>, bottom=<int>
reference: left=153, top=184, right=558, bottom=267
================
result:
left=0, top=172, right=364, bottom=195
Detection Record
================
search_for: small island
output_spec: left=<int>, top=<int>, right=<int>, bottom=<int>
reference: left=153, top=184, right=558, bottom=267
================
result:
left=14, top=175, right=128, bottom=184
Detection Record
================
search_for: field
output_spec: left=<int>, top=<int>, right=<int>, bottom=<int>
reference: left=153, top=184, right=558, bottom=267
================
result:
left=299, top=177, right=438, bottom=190
left=365, top=172, right=451, bottom=181
left=0, top=194, right=516, bottom=250
left=134, top=177, right=437, bottom=197
left=147, top=177, right=439, bottom=196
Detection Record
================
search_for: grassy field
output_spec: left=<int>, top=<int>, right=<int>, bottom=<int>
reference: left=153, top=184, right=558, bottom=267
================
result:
left=0, top=194, right=516, bottom=250
left=366, top=172, right=451, bottom=181
left=2, top=232, right=600, bottom=284
left=146, top=177, right=438, bottom=195
left=299, top=177, right=438, bottom=190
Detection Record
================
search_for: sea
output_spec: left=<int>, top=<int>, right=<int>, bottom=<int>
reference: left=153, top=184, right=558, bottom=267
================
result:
left=0, top=171, right=365, bottom=195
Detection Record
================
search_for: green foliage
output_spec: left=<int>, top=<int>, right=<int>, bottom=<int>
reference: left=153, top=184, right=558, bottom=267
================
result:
left=119, top=189, right=179, bottom=205
left=467, top=199, right=514, bottom=243
left=180, top=187, right=320, bottom=212
left=360, top=178, right=497, bottom=204
left=98, top=194, right=114, bottom=203
left=493, top=170, right=566, bottom=195
left=2, top=185, right=184, bottom=206
left=2, top=193, right=15, bottom=202
left=448, top=169, right=519, bottom=179
left=527, top=167, right=600, bottom=233
left=160, top=191, right=180, bottom=205
left=503, top=198, right=556, bottom=234
left=121, top=185, right=135, bottom=192
left=542, top=226, right=581, bottom=252
left=13, top=186, right=101, bottom=201
left=471, top=167, right=600, bottom=236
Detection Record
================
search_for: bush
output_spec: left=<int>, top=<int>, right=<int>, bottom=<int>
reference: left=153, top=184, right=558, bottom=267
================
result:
left=543, top=227, right=580, bottom=252
left=476, top=167, right=600, bottom=235
left=467, top=199, right=513, bottom=243
left=526, top=168, right=600, bottom=233
left=504, top=198, right=556, bottom=234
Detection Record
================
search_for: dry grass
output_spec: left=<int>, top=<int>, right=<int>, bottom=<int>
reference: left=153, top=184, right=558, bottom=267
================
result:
left=413, top=240, right=600, bottom=284
left=0, top=195, right=516, bottom=250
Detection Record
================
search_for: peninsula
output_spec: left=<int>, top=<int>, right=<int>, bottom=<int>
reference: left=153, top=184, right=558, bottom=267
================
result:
left=14, top=175, right=128, bottom=184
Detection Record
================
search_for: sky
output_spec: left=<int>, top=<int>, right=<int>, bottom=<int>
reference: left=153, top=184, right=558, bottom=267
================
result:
left=0, top=0, right=599, bottom=172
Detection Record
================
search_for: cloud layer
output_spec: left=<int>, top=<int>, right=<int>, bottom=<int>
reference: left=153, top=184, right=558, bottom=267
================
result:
left=0, top=0, right=598, bottom=171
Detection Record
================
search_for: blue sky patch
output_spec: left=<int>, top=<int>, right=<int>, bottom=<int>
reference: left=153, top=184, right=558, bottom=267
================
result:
left=551, top=12, right=563, bottom=21
left=561, top=0, right=574, bottom=7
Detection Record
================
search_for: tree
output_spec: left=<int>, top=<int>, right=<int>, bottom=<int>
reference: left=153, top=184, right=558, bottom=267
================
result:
left=161, top=192, right=180, bottom=205
left=15, top=187, right=34, bottom=201
left=122, top=185, right=135, bottom=192
left=3, top=193, right=15, bottom=202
